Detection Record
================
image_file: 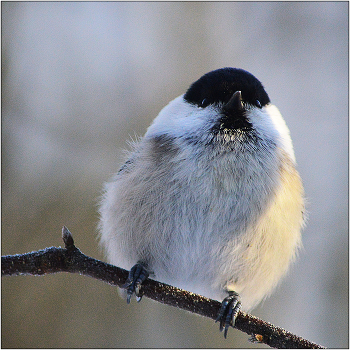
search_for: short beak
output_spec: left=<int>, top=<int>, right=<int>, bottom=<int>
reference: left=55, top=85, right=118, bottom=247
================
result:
left=223, top=91, right=244, bottom=113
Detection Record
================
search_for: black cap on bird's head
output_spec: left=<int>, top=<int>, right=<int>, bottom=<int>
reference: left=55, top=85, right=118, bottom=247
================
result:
left=184, top=68, right=270, bottom=109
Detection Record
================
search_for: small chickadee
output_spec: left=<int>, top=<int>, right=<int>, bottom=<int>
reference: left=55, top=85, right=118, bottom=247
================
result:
left=99, top=68, right=305, bottom=338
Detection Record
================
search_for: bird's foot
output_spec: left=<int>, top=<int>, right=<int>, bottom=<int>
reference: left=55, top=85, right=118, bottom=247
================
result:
left=215, top=291, right=241, bottom=338
left=122, top=263, right=149, bottom=303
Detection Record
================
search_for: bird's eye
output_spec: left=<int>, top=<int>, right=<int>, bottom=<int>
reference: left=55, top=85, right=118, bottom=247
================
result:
left=256, top=100, right=262, bottom=108
left=200, top=98, right=209, bottom=108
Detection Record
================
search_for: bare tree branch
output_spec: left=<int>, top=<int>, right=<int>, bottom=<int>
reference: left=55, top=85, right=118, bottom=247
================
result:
left=1, top=226, right=325, bottom=349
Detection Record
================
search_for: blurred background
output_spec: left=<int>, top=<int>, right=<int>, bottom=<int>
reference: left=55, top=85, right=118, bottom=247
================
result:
left=1, top=2, right=348, bottom=348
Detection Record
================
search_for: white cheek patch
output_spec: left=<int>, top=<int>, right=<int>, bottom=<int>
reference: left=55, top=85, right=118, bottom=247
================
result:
left=250, top=104, right=296, bottom=163
left=145, top=95, right=217, bottom=140
left=145, top=95, right=188, bottom=138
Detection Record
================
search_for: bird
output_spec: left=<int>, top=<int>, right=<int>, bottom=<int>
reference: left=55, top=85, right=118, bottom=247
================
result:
left=98, top=67, right=305, bottom=338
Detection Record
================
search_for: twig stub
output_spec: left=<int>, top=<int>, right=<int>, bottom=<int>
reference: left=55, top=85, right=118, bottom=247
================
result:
left=62, top=226, right=75, bottom=249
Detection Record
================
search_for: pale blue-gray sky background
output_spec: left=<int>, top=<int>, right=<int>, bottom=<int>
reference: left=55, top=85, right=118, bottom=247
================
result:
left=2, top=2, right=348, bottom=348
